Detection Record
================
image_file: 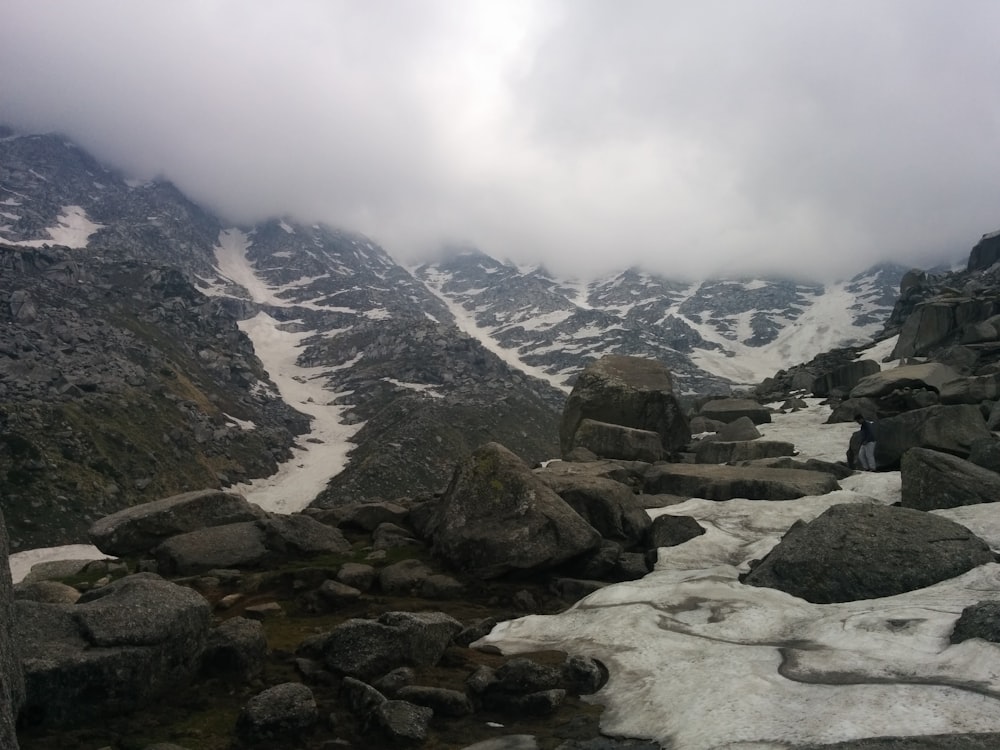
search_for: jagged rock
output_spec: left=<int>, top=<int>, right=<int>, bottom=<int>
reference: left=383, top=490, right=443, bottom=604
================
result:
left=0, top=510, right=23, bottom=750
left=849, top=363, right=962, bottom=400
left=900, top=448, right=1000, bottom=511
left=374, top=699, right=434, bottom=743
left=16, top=573, right=210, bottom=727
left=559, top=355, right=690, bottom=457
left=309, top=611, right=461, bottom=680
left=716, top=416, right=761, bottom=441
left=427, top=442, right=601, bottom=579
left=571, top=418, right=665, bottom=462
left=693, top=439, right=796, bottom=464
left=741, top=504, right=994, bottom=603
left=876, top=404, right=991, bottom=468
left=535, top=472, right=650, bottom=547
left=811, top=359, right=880, bottom=398
left=644, top=463, right=839, bottom=501
left=88, top=489, right=267, bottom=556
left=648, top=514, right=705, bottom=547
left=950, top=601, right=1000, bottom=644
left=396, top=685, right=474, bottom=716
left=202, top=616, right=268, bottom=681
left=697, top=398, right=772, bottom=425
left=236, top=682, right=317, bottom=743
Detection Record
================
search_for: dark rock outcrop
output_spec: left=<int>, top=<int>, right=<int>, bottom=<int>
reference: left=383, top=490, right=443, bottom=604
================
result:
left=0, top=510, right=23, bottom=750
left=559, top=355, right=690, bottom=458
left=426, top=442, right=601, bottom=578
left=950, top=601, right=1000, bottom=644
left=876, top=405, right=991, bottom=468
left=741, top=504, right=994, bottom=603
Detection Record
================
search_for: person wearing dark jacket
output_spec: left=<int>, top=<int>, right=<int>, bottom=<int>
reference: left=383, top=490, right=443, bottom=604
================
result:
left=855, top=414, right=877, bottom=471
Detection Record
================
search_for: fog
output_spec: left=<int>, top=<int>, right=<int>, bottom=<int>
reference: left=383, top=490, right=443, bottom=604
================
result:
left=2, top=1, right=998, bottom=279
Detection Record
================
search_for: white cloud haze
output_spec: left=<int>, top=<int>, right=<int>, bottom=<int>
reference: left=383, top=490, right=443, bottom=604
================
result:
left=2, top=0, right=999, bottom=279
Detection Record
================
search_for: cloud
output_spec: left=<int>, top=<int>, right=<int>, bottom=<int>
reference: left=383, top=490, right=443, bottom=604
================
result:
left=2, top=0, right=999, bottom=280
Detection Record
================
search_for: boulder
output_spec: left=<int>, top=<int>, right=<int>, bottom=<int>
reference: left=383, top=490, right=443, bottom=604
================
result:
left=891, top=303, right=964, bottom=359
left=154, top=521, right=269, bottom=576
left=900, top=448, right=1000, bottom=511
left=950, top=601, right=1000, bottom=644
left=939, top=372, right=1000, bottom=404
left=698, top=398, right=772, bottom=425
left=258, top=514, right=351, bottom=556
left=741, top=504, right=994, bottom=603
left=826, top=397, right=879, bottom=424
left=644, top=464, right=839, bottom=501
left=968, top=438, right=1000, bottom=473
left=559, top=355, right=690, bottom=457
left=0, top=510, right=23, bottom=750
left=236, top=682, right=317, bottom=744
left=811, top=359, right=881, bottom=398
left=374, top=699, right=434, bottom=743
left=689, top=415, right=727, bottom=434
left=876, top=404, right=991, bottom=467
left=849, top=363, right=962, bottom=400
left=716, top=416, right=761, bottom=442
left=648, top=514, right=705, bottom=548
left=16, top=573, right=211, bottom=727
left=968, top=230, right=1000, bottom=272
left=309, top=611, right=462, bottom=680
left=571, top=418, right=665, bottom=462
left=88, top=489, right=266, bottom=556
left=535, top=472, right=651, bottom=547
left=202, top=616, right=268, bottom=681
left=693, top=440, right=796, bottom=464
left=740, top=456, right=854, bottom=481
left=395, top=685, right=473, bottom=717
left=427, top=443, right=601, bottom=579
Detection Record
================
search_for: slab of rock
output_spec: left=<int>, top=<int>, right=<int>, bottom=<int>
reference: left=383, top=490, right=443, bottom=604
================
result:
left=716, top=416, right=762, bottom=441
left=849, top=363, right=961, bottom=400
left=535, top=472, right=650, bottom=547
left=427, top=442, right=601, bottom=579
left=89, top=489, right=267, bottom=556
left=0, top=510, right=23, bottom=750
left=571, top=418, right=665, bottom=462
left=693, top=439, right=796, bottom=464
left=811, top=359, right=880, bottom=398
left=939, top=372, right=1000, bottom=404
left=154, top=522, right=269, bottom=576
left=876, top=404, right=991, bottom=467
left=559, top=355, right=690, bottom=458
left=901, top=447, right=1000, bottom=511
left=697, top=398, right=772, bottom=425
left=741, top=504, right=994, bottom=603
left=643, top=464, right=839, bottom=501
left=258, top=514, right=350, bottom=556
left=16, top=573, right=210, bottom=727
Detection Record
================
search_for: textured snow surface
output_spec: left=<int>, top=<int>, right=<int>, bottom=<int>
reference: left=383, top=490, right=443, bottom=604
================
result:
left=0, top=204, right=103, bottom=248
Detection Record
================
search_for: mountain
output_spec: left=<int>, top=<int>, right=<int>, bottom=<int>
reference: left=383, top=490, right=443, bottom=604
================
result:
left=0, top=129, right=908, bottom=549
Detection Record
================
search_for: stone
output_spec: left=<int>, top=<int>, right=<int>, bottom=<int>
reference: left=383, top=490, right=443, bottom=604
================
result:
left=236, top=682, right=317, bottom=743
left=257, top=514, right=351, bottom=556
left=201, top=616, right=268, bottom=680
left=427, top=442, right=601, bottom=579
left=693, top=439, right=796, bottom=464
left=900, top=448, right=1000, bottom=511
left=644, top=463, right=839, bottom=501
left=88, top=489, right=266, bottom=556
left=379, top=559, right=434, bottom=596
left=950, top=601, right=1000, bottom=644
left=570, top=418, right=665, bottom=462
left=875, top=404, right=991, bottom=468
left=154, top=521, right=269, bottom=576
left=536, top=472, right=650, bottom=547
left=559, top=355, right=690, bottom=457
left=374, top=699, right=433, bottom=743
left=337, top=562, right=376, bottom=592
left=811, top=359, right=881, bottom=398
left=849, top=363, right=962, bottom=400
left=716, top=416, right=761, bottom=441
left=741, top=504, right=994, bottom=603
left=698, top=398, right=772, bottom=425
left=648, top=514, right=705, bottom=547
left=939, top=372, right=1000, bottom=404
left=13, top=580, right=81, bottom=604
left=0, top=510, right=23, bottom=750
left=396, top=685, right=474, bottom=716
left=968, top=437, right=1000, bottom=473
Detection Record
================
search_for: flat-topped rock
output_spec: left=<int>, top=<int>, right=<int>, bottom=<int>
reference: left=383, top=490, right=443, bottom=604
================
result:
left=643, top=463, right=840, bottom=501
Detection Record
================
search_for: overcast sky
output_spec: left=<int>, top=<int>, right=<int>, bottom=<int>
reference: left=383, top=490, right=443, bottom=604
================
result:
left=2, top=1, right=998, bottom=280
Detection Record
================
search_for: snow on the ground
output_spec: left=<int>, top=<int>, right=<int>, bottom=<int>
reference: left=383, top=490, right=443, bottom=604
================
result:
left=0, top=205, right=103, bottom=248
left=232, top=311, right=362, bottom=513
left=478, top=399, right=1000, bottom=750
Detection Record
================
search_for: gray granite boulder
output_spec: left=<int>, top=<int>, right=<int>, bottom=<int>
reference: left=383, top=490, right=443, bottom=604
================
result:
left=427, top=442, right=601, bottom=579
left=15, top=573, right=210, bottom=727
left=236, top=682, right=317, bottom=743
left=811, top=359, right=881, bottom=398
left=901, top=448, right=1000, bottom=511
left=698, top=398, right=772, bottom=425
left=849, top=362, right=961, bottom=400
left=154, top=521, right=269, bottom=575
left=202, top=616, right=268, bottom=681
left=939, top=372, right=1000, bottom=405
left=693, top=439, right=796, bottom=464
left=876, top=404, right=991, bottom=468
left=716, top=416, right=762, bottom=441
left=571, top=418, right=665, bottom=462
left=559, top=355, right=690, bottom=457
left=535, top=472, right=650, bottom=547
left=950, top=601, right=1000, bottom=644
left=89, top=489, right=267, bottom=556
left=741, top=504, right=994, bottom=603
left=0, top=510, right=23, bottom=750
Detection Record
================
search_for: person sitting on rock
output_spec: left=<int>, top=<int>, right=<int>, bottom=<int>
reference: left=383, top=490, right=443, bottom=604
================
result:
left=854, top=414, right=877, bottom=471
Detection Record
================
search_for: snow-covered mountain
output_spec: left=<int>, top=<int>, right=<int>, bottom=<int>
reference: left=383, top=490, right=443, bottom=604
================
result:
left=414, top=250, right=905, bottom=394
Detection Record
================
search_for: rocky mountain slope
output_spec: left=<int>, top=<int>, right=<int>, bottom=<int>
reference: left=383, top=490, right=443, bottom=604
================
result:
left=0, top=128, right=918, bottom=549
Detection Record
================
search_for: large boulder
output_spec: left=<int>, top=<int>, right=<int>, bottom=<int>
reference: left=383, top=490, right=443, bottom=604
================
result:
left=968, top=230, right=1000, bottom=272
left=0, top=511, right=23, bottom=750
left=559, top=355, right=690, bottom=458
left=741, top=504, right=994, bottom=603
left=643, top=464, right=839, bottom=501
left=236, top=682, right=317, bottom=744
left=535, top=472, right=651, bottom=547
left=876, top=404, right=991, bottom=468
left=900, top=448, right=1000, bottom=511
left=693, top=440, right=796, bottom=464
left=89, top=489, right=267, bottom=556
left=427, top=443, right=601, bottom=578
left=15, top=573, right=211, bottom=727
left=939, top=372, right=1000, bottom=404
left=811, top=359, right=881, bottom=398
left=848, top=363, right=961, bottom=400
left=697, top=399, right=772, bottom=425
